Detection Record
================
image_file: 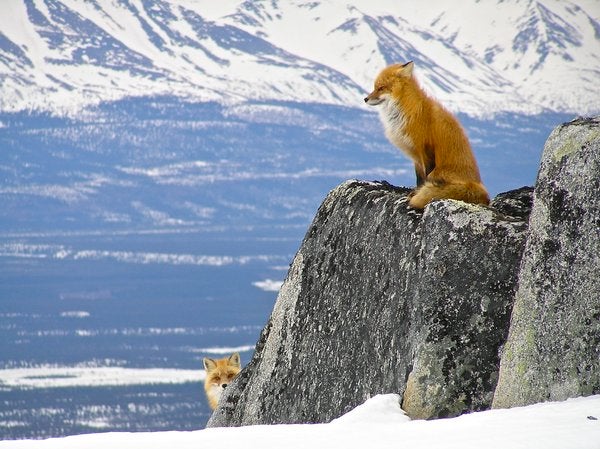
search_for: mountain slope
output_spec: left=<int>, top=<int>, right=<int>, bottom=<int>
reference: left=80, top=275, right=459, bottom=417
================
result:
left=0, top=0, right=599, bottom=116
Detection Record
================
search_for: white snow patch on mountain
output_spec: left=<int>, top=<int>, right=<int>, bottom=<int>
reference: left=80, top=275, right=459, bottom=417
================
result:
left=0, top=366, right=203, bottom=389
left=252, top=279, right=283, bottom=292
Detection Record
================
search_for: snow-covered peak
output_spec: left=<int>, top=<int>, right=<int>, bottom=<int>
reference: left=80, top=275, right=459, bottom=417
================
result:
left=0, top=0, right=598, bottom=116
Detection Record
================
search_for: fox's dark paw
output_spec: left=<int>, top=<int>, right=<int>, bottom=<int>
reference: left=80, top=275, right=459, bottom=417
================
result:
left=407, top=188, right=418, bottom=199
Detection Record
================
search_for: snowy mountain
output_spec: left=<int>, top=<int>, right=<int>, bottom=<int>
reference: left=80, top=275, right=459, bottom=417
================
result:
left=1, top=0, right=599, bottom=116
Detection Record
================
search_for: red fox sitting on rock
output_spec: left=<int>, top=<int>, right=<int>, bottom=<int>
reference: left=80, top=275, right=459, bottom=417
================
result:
left=364, top=61, right=489, bottom=209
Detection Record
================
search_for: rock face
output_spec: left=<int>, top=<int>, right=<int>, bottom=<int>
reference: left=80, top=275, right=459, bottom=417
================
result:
left=493, top=117, right=600, bottom=408
left=207, top=181, right=533, bottom=427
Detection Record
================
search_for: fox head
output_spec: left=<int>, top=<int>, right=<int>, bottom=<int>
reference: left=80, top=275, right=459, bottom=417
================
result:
left=364, top=61, right=414, bottom=106
left=203, top=352, right=241, bottom=409
left=203, top=352, right=241, bottom=391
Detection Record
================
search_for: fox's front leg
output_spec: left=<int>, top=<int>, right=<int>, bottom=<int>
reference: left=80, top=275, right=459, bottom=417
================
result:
left=415, top=166, right=426, bottom=188
left=407, top=166, right=426, bottom=199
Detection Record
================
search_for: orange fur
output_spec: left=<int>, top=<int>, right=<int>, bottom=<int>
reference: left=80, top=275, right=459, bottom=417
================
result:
left=365, top=61, right=489, bottom=209
left=203, top=352, right=241, bottom=410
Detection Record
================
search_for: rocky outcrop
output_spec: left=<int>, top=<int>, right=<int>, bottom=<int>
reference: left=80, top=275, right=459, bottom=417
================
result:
left=493, top=117, right=600, bottom=408
left=207, top=116, right=600, bottom=426
left=207, top=181, right=533, bottom=427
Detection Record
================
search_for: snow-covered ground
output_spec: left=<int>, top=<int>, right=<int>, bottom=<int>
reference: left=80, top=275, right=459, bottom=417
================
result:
left=1, top=394, right=599, bottom=448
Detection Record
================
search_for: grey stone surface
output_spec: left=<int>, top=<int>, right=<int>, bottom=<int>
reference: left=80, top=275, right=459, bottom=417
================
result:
left=493, top=117, right=600, bottom=409
left=207, top=181, right=532, bottom=427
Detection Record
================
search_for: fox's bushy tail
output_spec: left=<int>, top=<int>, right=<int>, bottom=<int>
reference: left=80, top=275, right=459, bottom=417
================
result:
left=409, top=181, right=490, bottom=209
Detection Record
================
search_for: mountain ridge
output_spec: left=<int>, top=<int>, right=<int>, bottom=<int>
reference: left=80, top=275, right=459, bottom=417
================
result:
left=1, top=0, right=599, bottom=117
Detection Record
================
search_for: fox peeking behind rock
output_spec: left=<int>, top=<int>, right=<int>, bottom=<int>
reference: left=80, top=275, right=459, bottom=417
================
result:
left=365, top=61, right=489, bottom=209
left=203, top=352, right=241, bottom=410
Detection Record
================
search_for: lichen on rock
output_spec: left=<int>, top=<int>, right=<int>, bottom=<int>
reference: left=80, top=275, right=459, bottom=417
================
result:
left=493, top=116, right=600, bottom=409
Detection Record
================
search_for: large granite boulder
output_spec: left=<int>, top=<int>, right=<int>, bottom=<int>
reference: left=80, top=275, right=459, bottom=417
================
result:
left=207, top=181, right=532, bottom=427
left=493, top=117, right=600, bottom=408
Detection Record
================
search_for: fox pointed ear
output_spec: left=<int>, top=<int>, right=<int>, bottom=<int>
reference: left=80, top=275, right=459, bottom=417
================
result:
left=228, top=352, right=241, bottom=368
left=203, top=357, right=217, bottom=372
left=398, top=61, right=414, bottom=77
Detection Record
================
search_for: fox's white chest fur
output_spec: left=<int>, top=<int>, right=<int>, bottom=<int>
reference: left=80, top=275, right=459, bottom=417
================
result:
left=378, top=96, right=416, bottom=160
left=208, top=384, right=224, bottom=401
